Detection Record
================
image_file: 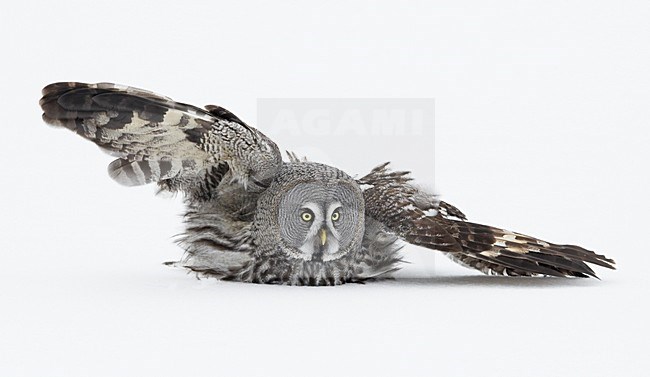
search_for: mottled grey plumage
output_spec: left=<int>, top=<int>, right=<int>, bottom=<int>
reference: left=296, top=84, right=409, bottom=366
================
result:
left=40, top=82, right=616, bottom=285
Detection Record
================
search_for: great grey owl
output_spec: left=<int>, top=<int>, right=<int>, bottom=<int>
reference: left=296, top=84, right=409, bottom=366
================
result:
left=39, top=82, right=616, bottom=285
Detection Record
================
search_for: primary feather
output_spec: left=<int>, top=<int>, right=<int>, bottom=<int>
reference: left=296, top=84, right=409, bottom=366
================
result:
left=40, top=82, right=281, bottom=198
left=359, top=163, right=615, bottom=278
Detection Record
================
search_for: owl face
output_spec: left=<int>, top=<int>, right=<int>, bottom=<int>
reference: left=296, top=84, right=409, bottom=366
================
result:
left=278, top=182, right=363, bottom=261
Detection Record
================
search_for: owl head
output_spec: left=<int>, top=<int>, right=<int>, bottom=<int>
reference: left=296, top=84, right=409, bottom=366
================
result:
left=254, top=163, right=365, bottom=262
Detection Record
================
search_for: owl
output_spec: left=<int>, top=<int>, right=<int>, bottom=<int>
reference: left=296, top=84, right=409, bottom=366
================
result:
left=39, top=82, right=616, bottom=285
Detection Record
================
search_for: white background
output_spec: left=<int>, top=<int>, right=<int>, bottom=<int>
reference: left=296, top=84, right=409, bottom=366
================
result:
left=1, top=1, right=649, bottom=376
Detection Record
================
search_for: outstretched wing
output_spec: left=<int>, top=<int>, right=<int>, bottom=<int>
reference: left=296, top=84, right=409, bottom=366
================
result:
left=359, top=163, right=616, bottom=278
left=40, top=82, right=281, bottom=199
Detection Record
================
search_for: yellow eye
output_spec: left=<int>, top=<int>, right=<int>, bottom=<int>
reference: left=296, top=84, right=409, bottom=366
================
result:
left=331, top=211, right=340, bottom=222
left=301, top=212, right=313, bottom=222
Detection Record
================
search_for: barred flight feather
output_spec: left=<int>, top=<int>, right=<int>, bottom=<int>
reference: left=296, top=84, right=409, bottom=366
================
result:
left=359, top=163, right=615, bottom=278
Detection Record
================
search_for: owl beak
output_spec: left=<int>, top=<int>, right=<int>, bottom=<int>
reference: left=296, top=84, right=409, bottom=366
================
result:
left=319, top=228, right=328, bottom=246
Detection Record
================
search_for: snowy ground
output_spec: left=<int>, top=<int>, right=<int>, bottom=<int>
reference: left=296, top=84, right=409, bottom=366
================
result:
left=0, top=185, right=643, bottom=376
left=2, top=1, right=649, bottom=376
left=0, top=236, right=640, bottom=377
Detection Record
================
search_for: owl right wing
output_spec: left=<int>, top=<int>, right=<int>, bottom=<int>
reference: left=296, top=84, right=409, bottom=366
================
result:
left=40, top=82, right=282, bottom=199
left=359, top=163, right=616, bottom=278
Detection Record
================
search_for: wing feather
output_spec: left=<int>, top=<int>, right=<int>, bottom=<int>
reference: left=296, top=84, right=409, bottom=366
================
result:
left=360, top=163, right=616, bottom=278
left=40, top=82, right=281, bottom=197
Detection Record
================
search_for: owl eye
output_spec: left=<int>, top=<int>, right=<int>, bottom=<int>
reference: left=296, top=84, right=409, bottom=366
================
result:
left=331, top=210, right=341, bottom=222
left=300, top=211, right=313, bottom=222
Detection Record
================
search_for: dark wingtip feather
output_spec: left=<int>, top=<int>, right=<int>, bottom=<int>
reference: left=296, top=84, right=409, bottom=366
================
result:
left=41, top=82, right=77, bottom=96
left=40, top=84, right=93, bottom=133
left=448, top=220, right=617, bottom=278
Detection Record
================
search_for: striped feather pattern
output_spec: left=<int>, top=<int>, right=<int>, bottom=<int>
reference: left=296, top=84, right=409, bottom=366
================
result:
left=40, top=82, right=282, bottom=198
left=359, top=163, right=616, bottom=278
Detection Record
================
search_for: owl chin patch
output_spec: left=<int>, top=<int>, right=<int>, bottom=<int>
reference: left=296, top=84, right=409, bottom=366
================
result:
left=289, top=246, right=349, bottom=262
left=298, top=234, right=341, bottom=260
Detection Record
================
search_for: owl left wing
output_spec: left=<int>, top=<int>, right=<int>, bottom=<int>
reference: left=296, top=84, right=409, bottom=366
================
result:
left=40, top=82, right=281, bottom=198
left=359, top=163, right=616, bottom=278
